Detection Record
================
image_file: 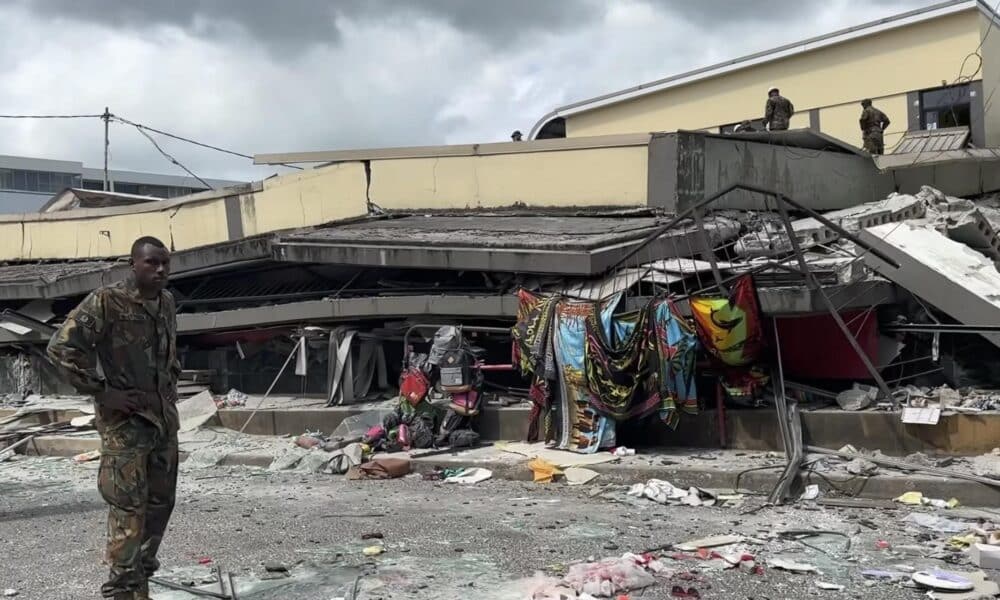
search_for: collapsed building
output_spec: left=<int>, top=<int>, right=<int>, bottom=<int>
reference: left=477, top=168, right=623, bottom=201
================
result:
left=1, top=127, right=1000, bottom=462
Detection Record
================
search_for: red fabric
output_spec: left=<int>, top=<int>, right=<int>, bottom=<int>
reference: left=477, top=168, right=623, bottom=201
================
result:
left=768, top=309, right=879, bottom=379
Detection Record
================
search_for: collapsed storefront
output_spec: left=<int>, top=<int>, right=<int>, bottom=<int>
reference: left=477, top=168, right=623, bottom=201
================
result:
left=2, top=132, right=1000, bottom=469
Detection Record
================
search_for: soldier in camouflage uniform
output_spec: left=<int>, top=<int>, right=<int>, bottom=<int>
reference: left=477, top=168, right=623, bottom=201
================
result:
left=763, top=86, right=794, bottom=131
left=47, top=236, right=180, bottom=600
left=859, top=98, right=891, bottom=155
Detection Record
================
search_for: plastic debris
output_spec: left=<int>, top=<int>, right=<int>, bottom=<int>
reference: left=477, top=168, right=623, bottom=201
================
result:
left=528, top=457, right=563, bottom=484
left=799, top=484, right=820, bottom=501
left=893, top=491, right=959, bottom=508
left=613, top=447, right=636, bottom=457
left=444, top=467, right=492, bottom=484
left=627, top=479, right=716, bottom=507
left=902, top=512, right=970, bottom=533
left=362, top=545, right=385, bottom=557
left=912, top=570, right=974, bottom=592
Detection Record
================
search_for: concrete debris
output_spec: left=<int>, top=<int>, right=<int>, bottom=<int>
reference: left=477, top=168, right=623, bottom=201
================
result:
left=845, top=458, right=879, bottom=476
left=861, top=221, right=1000, bottom=350
left=734, top=191, right=925, bottom=258
left=836, top=384, right=877, bottom=411
left=177, top=391, right=219, bottom=433
left=970, top=543, right=1000, bottom=569
left=564, top=467, right=600, bottom=486
left=970, top=450, right=1000, bottom=480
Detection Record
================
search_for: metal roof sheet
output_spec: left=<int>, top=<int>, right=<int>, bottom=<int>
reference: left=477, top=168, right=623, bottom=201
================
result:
left=891, top=127, right=970, bottom=154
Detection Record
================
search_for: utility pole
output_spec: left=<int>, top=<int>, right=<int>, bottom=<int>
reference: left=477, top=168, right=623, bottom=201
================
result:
left=102, top=107, right=110, bottom=192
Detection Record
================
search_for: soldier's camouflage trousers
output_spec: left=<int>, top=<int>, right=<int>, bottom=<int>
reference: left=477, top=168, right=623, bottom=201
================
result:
left=863, top=130, right=885, bottom=155
left=97, top=416, right=178, bottom=598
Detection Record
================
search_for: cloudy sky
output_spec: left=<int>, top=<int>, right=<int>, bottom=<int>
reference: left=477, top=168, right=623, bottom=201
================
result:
left=1, top=0, right=934, bottom=182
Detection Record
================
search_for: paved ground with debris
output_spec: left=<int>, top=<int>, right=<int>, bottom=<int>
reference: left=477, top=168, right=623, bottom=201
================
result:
left=1, top=456, right=997, bottom=599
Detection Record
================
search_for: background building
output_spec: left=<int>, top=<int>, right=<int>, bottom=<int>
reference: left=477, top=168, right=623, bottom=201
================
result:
left=0, top=154, right=242, bottom=213
left=530, top=0, right=1000, bottom=150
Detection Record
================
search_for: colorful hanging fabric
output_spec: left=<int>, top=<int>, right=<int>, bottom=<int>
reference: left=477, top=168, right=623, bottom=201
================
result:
left=648, top=298, right=700, bottom=427
left=583, top=303, right=651, bottom=420
left=552, top=296, right=619, bottom=454
left=511, top=289, right=558, bottom=442
left=690, top=275, right=765, bottom=367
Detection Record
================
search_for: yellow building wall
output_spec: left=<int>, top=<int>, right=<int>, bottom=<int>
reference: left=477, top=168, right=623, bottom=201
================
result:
left=369, top=145, right=649, bottom=209
left=240, top=162, right=369, bottom=237
left=982, top=13, right=1000, bottom=146
left=819, top=93, right=909, bottom=149
left=565, top=10, right=981, bottom=138
left=0, top=162, right=370, bottom=261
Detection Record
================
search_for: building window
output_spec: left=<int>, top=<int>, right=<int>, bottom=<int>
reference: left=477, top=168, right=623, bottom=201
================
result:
left=920, top=84, right=972, bottom=130
left=0, top=169, right=81, bottom=193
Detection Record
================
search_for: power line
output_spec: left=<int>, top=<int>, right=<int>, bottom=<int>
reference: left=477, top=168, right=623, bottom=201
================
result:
left=111, top=114, right=303, bottom=170
left=0, top=113, right=103, bottom=119
left=128, top=123, right=213, bottom=189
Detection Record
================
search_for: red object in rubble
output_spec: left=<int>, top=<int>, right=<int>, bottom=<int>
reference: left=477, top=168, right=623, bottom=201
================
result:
left=876, top=540, right=891, bottom=550
left=197, top=557, right=213, bottom=565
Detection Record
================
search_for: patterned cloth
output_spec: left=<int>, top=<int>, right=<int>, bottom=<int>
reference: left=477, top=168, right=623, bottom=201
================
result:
left=553, top=297, right=618, bottom=454
left=512, top=289, right=701, bottom=452
left=511, top=289, right=558, bottom=442
left=690, top=275, right=765, bottom=367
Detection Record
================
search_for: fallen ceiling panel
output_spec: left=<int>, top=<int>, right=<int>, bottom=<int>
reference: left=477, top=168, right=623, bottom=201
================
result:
left=860, top=222, right=1000, bottom=348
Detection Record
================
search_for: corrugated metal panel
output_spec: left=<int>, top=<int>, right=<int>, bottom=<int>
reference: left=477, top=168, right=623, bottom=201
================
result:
left=891, top=127, right=969, bottom=154
left=875, top=147, right=1000, bottom=169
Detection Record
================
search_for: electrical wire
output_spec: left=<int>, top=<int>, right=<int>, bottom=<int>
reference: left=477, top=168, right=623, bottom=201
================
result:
left=112, top=114, right=303, bottom=170
left=0, top=113, right=103, bottom=119
left=129, top=124, right=212, bottom=189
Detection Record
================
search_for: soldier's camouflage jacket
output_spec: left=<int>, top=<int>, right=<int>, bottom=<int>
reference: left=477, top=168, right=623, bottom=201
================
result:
left=47, top=276, right=181, bottom=435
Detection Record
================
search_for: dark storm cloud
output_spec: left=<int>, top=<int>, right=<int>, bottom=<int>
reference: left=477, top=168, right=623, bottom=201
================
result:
left=16, top=0, right=601, bottom=53
left=650, top=0, right=928, bottom=25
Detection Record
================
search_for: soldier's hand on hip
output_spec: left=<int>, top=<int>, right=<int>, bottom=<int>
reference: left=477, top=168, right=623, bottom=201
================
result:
left=96, top=389, right=143, bottom=413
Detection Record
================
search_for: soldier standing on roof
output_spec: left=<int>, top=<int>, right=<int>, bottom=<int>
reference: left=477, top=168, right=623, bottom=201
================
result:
left=859, top=98, right=891, bottom=155
left=763, top=86, right=794, bottom=131
left=48, top=236, right=180, bottom=600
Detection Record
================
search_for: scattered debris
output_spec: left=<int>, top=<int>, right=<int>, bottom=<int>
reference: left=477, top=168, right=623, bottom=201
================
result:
left=970, top=544, right=1000, bottom=569
left=767, top=558, right=817, bottom=573
left=799, top=484, right=820, bottom=501
left=814, top=581, right=844, bottom=591
left=845, top=457, right=879, bottom=476
left=627, top=479, right=717, bottom=507
left=674, top=535, right=744, bottom=552
left=564, top=467, right=600, bottom=486
left=178, top=391, right=220, bottom=433
left=444, top=467, right=492, bottom=484
left=71, top=449, right=100, bottom=464
left=529, top=457, right=563, bottom=484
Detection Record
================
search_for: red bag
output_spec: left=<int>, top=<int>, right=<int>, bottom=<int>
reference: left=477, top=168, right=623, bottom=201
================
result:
left=399, top=367, right=430, bottom=406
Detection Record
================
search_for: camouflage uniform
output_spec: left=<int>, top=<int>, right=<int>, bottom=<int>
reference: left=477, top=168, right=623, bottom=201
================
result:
left=860, top=105, right=891, bottom=155
left=764, top=94, right=794, bottom=131
left=47, top=276, right=180, bottom=599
